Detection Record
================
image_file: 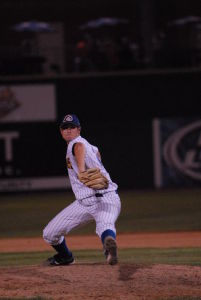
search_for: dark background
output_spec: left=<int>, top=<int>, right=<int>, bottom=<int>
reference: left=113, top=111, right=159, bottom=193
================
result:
left=0, top=1, right=201, bottom=191
left=1, top=0, right=201, bottom=28
left=1, top=0, right=201, bottom=72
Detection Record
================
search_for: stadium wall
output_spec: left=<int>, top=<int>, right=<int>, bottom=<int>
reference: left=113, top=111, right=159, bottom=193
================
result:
left=0, top=70, right=200, bottom=192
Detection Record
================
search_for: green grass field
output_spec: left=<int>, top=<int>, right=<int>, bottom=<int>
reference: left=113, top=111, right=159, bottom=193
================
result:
left=0, top=248, right=201, bottom=266
left=0, top=188, right=201, bottom=237
left=1, top=188, right=201, bottom=268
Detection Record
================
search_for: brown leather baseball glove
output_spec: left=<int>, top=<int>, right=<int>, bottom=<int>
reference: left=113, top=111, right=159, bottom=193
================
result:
left=78, top=168, right=109, bottom=190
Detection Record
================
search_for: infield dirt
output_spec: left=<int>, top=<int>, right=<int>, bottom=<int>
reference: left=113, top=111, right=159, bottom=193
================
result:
left=0, top=232, right=201, bottom=300
left=0, top=263, right=201, bottom=300
left=1, top=231, right=201, bottom=252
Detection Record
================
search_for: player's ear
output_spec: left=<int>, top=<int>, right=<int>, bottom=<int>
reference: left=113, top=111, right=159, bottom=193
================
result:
left=78, top=126, right=81, bottom=133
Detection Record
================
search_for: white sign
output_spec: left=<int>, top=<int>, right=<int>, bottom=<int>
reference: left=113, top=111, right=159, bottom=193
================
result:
left=163, top=120, right=201, bottom=181
left=0, top=177, right=71, bottom=192
left=153, top=118, right=201, bottom=188
left=0, top=84, right=56, bottom=122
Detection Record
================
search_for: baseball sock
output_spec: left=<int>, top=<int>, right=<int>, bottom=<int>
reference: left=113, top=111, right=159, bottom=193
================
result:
left=52, top=238, right=73, bottom=258
left=101, top=229, right=116, bottom=245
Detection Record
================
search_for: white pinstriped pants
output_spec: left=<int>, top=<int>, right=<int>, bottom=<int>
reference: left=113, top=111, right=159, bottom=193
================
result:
left=43, top=191, right=121, bottom=245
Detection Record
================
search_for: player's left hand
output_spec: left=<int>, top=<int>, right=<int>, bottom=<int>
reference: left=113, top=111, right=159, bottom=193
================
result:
left=78, top=168, right=109, bottom=190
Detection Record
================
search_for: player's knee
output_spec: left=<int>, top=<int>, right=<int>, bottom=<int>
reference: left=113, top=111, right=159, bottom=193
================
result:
left=43, top=226, right=63, bottom=245
left=43, top=226, right=53, bottom=244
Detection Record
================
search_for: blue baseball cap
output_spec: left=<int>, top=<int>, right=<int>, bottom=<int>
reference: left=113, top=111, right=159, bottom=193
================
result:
left=60, top=114, right=80, bottom=129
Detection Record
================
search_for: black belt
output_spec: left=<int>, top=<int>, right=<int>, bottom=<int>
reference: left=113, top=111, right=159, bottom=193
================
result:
left=95, top=193, right=103, bottom=197
left=95, top=190, right=118, bottom=198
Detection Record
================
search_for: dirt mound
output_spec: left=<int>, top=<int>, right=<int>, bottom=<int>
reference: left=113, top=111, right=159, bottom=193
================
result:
left=0, top=263, right=201, bottom=299
left=1, top=232, right=201, bottom=299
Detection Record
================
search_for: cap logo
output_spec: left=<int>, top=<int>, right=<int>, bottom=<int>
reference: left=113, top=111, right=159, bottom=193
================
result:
left=64, top=114, right=73, bottom=122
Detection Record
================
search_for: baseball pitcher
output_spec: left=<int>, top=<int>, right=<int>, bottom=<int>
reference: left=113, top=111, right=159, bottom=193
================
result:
left=43, top=114, right=121, bottom=265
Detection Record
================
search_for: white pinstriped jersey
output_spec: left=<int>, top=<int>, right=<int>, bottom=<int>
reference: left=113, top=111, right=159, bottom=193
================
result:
left=66, top=135, right=118, bottom=200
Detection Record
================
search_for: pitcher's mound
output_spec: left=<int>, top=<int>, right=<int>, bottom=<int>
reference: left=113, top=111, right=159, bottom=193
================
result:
left=0, top=263, right=201, bottom=299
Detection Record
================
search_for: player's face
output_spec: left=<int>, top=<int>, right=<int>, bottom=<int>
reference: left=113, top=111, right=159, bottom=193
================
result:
left=60, top=125, right=80, bottom=143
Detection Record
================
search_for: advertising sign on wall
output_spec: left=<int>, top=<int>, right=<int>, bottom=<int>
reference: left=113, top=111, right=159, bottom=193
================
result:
left=153, top=118, right=201, bottom=188
left=0, top=84, right=56, bottom=122
left=0, top=84, right=70, bottom=192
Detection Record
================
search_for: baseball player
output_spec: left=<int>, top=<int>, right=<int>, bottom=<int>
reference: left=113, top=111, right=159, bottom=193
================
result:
left=43, top=114, right=121, bottom=266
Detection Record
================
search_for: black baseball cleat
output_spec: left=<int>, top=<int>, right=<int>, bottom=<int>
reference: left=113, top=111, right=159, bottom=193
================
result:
left=103, top=236, right=118, bottom=265
left=46, top=253, right=75, bottom=266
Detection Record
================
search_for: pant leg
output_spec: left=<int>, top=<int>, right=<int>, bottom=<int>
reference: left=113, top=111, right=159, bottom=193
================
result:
left=91, top=192, right=121, bottom=238
left=43, top=200, right=93, bottom=245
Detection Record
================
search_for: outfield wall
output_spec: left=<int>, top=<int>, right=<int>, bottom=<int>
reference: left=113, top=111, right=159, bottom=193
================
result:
left=0, top=70, right=200, bottom=192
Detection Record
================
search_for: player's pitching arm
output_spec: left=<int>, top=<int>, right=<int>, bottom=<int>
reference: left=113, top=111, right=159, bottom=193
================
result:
left=75, top=143, right=108, bottom=190
left=74, top=142, right=86, bottom=173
